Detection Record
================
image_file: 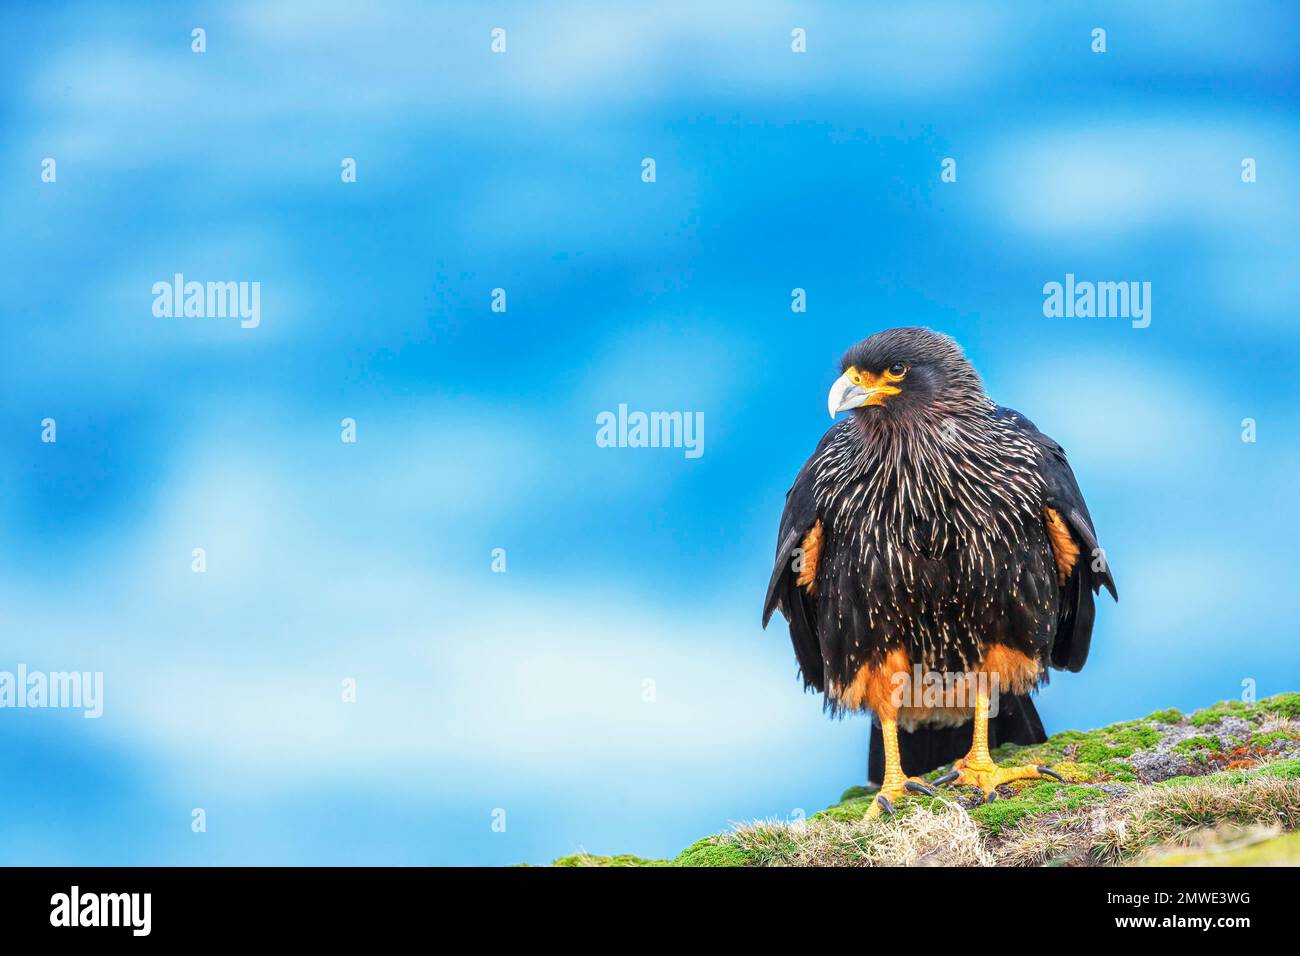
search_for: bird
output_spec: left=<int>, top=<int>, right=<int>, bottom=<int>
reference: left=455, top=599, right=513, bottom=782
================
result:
left=762, top=327, right=1116, bottom=816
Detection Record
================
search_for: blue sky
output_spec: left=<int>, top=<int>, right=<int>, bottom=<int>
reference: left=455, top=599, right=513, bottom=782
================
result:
left=1, top=1, right=1298, bottom=865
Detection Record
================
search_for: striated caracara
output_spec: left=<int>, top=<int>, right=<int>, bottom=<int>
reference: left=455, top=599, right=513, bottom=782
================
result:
left=762, top=327, right=1117, bottom=816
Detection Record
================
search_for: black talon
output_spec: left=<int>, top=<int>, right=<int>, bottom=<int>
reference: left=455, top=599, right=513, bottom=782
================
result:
left=933, top=770, right=960, bottom=787
left=1038, top=766, right=1065, bottom=783
left=905, top=780, right=938, bottom=797
left=875, top=794, right=895, bottom=816
left=983, top=789, right=997, bottom=804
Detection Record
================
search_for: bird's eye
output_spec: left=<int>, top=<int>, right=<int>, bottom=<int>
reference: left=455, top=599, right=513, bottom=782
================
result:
left=885, top=363, right=907, bottom=379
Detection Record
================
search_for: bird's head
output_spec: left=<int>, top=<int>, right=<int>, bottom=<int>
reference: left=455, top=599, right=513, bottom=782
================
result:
left=827, top=327, right=985, bottom=422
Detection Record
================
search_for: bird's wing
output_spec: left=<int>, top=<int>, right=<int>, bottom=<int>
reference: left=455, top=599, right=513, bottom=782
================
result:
left=761, top=427, right=838, bottom=692
left=996, top=406, right=1118, bottom=673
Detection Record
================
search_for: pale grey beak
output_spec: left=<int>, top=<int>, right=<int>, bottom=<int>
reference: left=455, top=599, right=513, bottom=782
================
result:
left=827, top=371, right=870, bottom=418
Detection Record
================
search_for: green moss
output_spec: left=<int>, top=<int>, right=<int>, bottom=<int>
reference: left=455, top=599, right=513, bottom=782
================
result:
left=552, top=852, right=670, bottom=867
left=1044, top=729, right=1093, bottom=745
left=1052, top=784, right=1111, bottom=809
left=1072, top=724, right=1162, bottom=763
left=1055, top=761, right=1102, bottom=783
left=1260, top=758, right=1300, bottom=779
left=990, top=721, right=1165, bottom=780
left=714, top=822, right=807, bottom=865
left=991, top=729, right=1089, bottom=768
left=1251, top=731, right=1292, bottom=747
left=1158, top=758, right=1300, bottom=789
left=814, top=798, right=877, bottom=823
left=1188, top=699, right=1252, bottom=727
left=674, top=836, right=759, bottom=868
left=969, top=782, right=1107, bottom=834
left=1174, top=735, right=1223, bottom=754
left=1145, top=708, right=1183, bottom=724
left=839, top=785, right=874, bottom=803
left=1103, top=761, right=1138, bottom=783
left=1259, top=692, right=1300, bottom=719
left=1186, top=693, right=1300, bottom=728
left=814, top=789, right=943, bottom=823
left=969, top=799, right=1039, bottom=834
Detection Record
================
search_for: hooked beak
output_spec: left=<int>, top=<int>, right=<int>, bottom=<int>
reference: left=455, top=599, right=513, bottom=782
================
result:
left=827, top=368, right=900, bottom=418
left=827, top=372, right=868, bottom=418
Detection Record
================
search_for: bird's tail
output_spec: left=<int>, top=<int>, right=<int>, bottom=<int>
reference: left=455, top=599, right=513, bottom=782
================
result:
left=867, top=695, right=1047, bottom=784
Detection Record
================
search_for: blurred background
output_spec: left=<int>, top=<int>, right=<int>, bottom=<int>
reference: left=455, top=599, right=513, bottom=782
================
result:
left=1, top=1, right=1297, bottom=865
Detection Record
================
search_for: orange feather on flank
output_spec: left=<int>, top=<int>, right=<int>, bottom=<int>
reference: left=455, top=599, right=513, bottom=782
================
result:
left=1043, top=506, right=1081, bottom=586
left=978, top=643, right=1042, bottom=695
left=795, top=520, right=823, bottom=593
left=834, top=648, right=911, bottom=718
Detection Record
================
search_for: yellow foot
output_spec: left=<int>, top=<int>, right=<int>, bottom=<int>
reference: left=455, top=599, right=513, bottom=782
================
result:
left=935, top=760, right=1063, bottom=803
left=864, top=777, right=939, bottom=819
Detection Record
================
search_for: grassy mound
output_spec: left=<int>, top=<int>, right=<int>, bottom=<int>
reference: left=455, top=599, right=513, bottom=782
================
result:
left=552, top=692, right=1300, bottom=867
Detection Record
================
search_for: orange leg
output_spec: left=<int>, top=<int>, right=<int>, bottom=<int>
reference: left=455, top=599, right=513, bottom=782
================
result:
left=866, top=717, right=939, bottom=818
left=935, top=684, right=1062, bottom=802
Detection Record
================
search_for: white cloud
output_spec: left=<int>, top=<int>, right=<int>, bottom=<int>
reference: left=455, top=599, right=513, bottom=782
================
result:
left=0, top=409, right=819, bottom=785
left=989, top=118, right=1299, bottom=242
left=21, top=2, right=1017, bottom=173
left=1003, top=351, right=1214, bottom=475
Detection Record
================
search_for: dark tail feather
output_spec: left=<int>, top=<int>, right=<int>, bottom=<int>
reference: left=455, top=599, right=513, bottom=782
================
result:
left=868, top=695, right=1048, bottom=784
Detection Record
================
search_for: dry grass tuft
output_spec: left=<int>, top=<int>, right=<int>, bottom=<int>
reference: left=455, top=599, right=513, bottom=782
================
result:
left=994, top=769, right=1300, bottom=866
left=730, top=800, right=993, bottom=867
left=719, top=762, right=1300, bottom=868
left=1259, top=714, right=1299, bottom=736
left=1092, top=773, right=1300, bottom=864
